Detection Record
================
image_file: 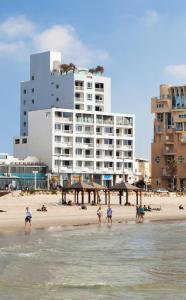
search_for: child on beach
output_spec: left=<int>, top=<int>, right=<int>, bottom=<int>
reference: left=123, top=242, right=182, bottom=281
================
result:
left=106, top=205, right=112, bottom=224
left=97, top=206, right=103, bottom=224
left=25, top=207, right=32, bottom=228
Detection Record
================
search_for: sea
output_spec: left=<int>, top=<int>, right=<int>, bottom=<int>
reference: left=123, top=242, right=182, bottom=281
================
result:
left=0, top=221, right=186, bottom=300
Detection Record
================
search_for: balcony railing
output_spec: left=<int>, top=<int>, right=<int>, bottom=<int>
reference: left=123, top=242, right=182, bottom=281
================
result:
left=75, top=98, right=84, bottom=102
left=75, top=85, right=84, bottom=90
left=95, top=88, right=104, bottom=92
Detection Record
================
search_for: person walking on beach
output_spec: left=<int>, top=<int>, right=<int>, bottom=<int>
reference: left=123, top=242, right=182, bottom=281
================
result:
left=97, top=206, right=103, bottom=224
left=106, top=205, right=112, bottom=224
left=25, top=207, right=32, bottom=228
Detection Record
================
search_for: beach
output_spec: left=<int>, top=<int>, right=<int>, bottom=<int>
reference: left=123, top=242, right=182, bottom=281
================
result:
left=0, top=191, right=186, bottom=233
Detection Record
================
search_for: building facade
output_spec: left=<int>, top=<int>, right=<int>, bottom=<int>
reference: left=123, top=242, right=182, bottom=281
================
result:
left=20, top=51, right=111, bottom=136
left=151, top=84, right=186, bottom=190
left=0, top=153, right=47, bottom=189
left=15, top=51, right=135, bottom=187
left=135, top=158, right=151, bottom=184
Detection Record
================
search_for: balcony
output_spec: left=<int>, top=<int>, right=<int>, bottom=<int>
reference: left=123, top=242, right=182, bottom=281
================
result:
left=163, top=149, right=176, bottom=156
left=62, top=129, right=73, bottom=134
left=75, top=85, right=84, bottom=91
left=61, top=142, right=73, bottom=148
left=61, top=118, right=73, bottom=123
left=75, top=98, right=84, bottom=102
left=95, top=88, right=104, bottom=92
left=76, top=118, right=94, bottom=124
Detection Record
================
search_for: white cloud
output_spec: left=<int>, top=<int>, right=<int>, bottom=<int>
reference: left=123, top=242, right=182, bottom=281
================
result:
left=0, top=15, right=108, bottom=65
left=143, top=10, right=159, bottom=25
left=34, top=25, right=108, bottom=65
left=164, top=64, right=186, bottom=79
left=0, top=15, right=35, bottom=38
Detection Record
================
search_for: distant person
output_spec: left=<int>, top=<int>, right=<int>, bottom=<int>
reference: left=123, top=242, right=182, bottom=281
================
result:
left=25, top=207, right=32, bottom=228
left=139, top=205, right=145, bottom=222
left=97, top=206, right=103, bottom=224
left=106, top=205, right=112, bottom=224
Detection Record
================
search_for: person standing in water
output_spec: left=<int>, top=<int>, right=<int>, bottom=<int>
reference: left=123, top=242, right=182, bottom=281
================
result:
left=106, top=205, right=112, bottom=224
left=97, top=206, right=103, bottom=224
left=25, top=207, right=32, bottom=228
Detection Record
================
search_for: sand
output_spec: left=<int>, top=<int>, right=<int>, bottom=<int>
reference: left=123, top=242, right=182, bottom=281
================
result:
left=0, top=191, right=186, bottom=234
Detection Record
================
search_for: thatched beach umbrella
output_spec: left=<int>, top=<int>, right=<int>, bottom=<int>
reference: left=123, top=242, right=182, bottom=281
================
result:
left=109, top=182, right=142, bottom=205
left=61, top=181, right=95, bottom=205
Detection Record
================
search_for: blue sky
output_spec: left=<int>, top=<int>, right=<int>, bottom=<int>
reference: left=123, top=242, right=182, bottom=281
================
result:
left=1, top=0, right=186, bottom=158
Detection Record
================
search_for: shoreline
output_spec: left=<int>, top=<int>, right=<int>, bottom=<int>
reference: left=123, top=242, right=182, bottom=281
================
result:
left=1, top=213, right=186, bottom=237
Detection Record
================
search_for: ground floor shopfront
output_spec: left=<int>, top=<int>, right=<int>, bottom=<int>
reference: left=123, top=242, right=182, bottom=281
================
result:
left=60, top=173, right=134, bottom=187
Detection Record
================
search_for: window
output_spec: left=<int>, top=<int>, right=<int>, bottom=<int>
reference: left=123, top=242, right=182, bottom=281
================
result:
left=87, top=105, right=92, bottom=111
left=56, top=84, right=59, bottom=88
left=76, top=125, right=82, bottom=132
left=32, top=99, right=34, bottom=104
left=22, top=138, right=27, bottom=144
left=23, top=89, right=26, bottom=94
left=75, top=104, right=80, bottom=110
left=31, top=88, right=34, bottom=93
left=15, top=139, right=20, bottom=144
left=23, top=111, right=27, bottom=116
left=87, top=94, right=92, bottom=100
left=64, top=125, right=70, bottom=131
left=116, top=128, right=120, bottom=134
left=105, top=127, right=112, bottom=134
left=87, top=82, right=92, bottom=89
left=31, top=76, right=34, bottom=80
left=76, top=137, right=82, bottom=143
left=55, top=123, right=61, bottom=130
left=55, top=111, right=62, bottom=117
left=95, top=83, right=104, bottom=90
left=157, top=103, right=164, bottom=108
left=23, top=122, right=26, bottom=127
left=56, top=97, right=59, bottom=102
left=55, top=136, right=61, bottom=142
left=157, top=113, right=163, bottom=122
left=55, top=147, right=61, bottom=154
left=76, top=149, right=82, bottom=155
left=85, top=149, right=90, bottom=155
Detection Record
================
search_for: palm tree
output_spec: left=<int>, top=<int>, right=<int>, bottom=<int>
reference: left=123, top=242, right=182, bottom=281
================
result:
left=60, top=64, right=69, bottom=74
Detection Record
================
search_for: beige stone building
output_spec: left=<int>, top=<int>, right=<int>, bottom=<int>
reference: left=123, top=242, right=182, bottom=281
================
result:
left=151, top=84, right=186, bottom=191
left=135, top=158, right=151, bottom=185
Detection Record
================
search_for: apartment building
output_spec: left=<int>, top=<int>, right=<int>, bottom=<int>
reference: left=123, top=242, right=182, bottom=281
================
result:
left=20, top=51, right=111, bottom=136
left=151, top=84, right=186, bottom=190
left=15, top=51, right=135, bottom=186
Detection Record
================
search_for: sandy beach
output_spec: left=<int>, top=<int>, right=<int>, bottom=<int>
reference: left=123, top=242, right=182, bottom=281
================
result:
left=0, top=191, right=186, bottom=233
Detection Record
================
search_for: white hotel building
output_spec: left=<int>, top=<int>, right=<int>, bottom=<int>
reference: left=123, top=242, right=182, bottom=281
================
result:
left=14, top=51, right=135, bottom=186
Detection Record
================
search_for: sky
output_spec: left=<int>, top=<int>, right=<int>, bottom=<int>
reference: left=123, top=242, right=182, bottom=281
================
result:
left=1, top=0, right=186, bottom=158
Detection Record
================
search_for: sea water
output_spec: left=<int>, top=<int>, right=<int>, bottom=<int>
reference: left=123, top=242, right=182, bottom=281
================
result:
left=0, top=221, right=186, bottom=300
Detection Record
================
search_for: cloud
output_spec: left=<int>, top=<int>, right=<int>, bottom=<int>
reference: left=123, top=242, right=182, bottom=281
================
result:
left=0, top=15, right=108, bottom=65
left=0, top=15, right=35, bottom=38
left=164, top=64, right=186, bottom=79
left=0, top=41, right=25, bottom=55
left=143, top=10, right=159, bottom=25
